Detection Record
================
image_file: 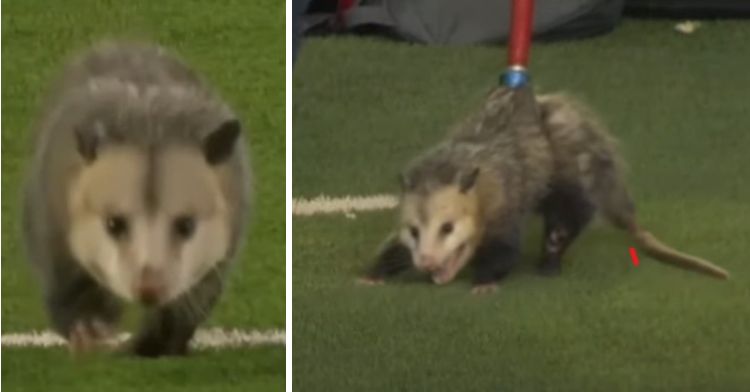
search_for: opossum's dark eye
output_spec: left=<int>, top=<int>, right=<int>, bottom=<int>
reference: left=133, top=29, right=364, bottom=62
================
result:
left=173, top=216, right=196, bottom=240
left=105, top=215, right=129, bottom=239
left=440, top=222, right=454, bottom=236
left=409, top=226, right=420, bottom=241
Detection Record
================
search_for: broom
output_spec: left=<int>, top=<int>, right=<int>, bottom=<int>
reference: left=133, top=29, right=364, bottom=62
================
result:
left=496, top=0, right=541, bottom=136
left=502, top=0, right=535, bottom=91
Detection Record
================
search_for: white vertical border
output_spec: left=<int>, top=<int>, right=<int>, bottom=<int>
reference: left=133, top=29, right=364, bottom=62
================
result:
left=284, top=0, right=293, bottom=389
left=0, top=1, right=5, bottom=380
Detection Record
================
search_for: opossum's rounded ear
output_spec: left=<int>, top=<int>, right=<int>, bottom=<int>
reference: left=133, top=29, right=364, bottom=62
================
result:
left=204, top=119, right=241, bottom=165
left=458, top=167, right=480, bottom=193
left=75, top=122, right=107, bottom=163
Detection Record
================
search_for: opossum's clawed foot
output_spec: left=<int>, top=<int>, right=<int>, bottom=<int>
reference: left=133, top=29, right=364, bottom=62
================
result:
left=471, top=283, right=497, bottom=295
left=537, top=257, right=562, bottom=276
left=68, top=319, right=116, bottom=356
left=356, top=277, right=385, bottom=286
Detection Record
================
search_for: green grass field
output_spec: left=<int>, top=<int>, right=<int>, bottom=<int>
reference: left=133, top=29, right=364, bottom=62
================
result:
left=2, top=1, right=285, bottom=391
left=292, top=21, right=750, bottom=391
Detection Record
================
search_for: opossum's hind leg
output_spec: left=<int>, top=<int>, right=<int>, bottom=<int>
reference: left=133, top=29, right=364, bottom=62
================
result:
left=130, top=266, right=226, bottom=357
left=46, top=273, right=123, bottom=354
left=537, top=182, right=596, bottom=276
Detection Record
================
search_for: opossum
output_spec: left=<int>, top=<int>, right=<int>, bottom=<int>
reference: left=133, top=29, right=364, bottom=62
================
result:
left=22, top=41, right=252, bottom=356
left=362, top=87, right=729, bottom=293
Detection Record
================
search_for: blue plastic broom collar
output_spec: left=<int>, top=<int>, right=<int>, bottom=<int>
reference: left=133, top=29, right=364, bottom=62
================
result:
left=501, top=66, right=529, bottom=89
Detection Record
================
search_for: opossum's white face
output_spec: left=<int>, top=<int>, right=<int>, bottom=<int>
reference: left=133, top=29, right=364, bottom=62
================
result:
left=399, top=173, right=482, bottom=284
left=67, top=144, right=233, bottom=307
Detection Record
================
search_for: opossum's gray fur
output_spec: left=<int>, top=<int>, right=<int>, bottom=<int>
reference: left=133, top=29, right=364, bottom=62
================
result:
left=403, top=87, right=629, bottom=231
left=22, top=41, right=252, bottom=356
left=399, top=86, right=728, bottom=279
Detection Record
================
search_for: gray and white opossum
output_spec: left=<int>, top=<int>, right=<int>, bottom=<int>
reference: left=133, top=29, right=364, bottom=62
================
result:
left=363, top=87, right=729, bottom=293
left=22, top=41, right=252, bottom=356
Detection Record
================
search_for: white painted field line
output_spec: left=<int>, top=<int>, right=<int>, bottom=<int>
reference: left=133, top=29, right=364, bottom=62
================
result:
left=1, top=328, right=285, bottom=349
left=292, top=194, right=398, bottom=217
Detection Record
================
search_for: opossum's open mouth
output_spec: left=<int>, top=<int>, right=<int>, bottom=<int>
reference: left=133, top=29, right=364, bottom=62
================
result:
left=432, top=242, right=469, bottom=285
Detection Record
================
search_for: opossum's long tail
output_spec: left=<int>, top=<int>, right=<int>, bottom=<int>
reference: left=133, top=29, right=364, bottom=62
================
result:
left=598, top=179, right=730, bottom=280
left=593, top=157, right=729, bottom=280
left=630, top=228, right=729, bottom=279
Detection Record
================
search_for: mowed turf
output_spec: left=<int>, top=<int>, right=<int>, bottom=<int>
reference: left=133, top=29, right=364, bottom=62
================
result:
left=293, top=21, right=750, bottom=391
left=2, top=1, right=284, bottom=390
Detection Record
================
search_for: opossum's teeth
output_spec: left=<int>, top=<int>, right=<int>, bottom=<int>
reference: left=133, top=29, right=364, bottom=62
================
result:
left=431, top=271, right=450, bottom=285
left=430, top=244, right=469, bottom=285
left=431, top=258, right=460, bottom=285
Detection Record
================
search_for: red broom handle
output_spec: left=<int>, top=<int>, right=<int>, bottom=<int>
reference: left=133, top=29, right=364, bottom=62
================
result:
left=507, top=0, right=534, bottom=69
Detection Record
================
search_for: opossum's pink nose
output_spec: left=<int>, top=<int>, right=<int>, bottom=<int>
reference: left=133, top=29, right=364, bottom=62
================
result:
left=136, top=267, right=165, bottom=306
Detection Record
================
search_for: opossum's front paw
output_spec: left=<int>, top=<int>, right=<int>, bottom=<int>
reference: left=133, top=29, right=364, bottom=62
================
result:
left=68, top=319, right=116, bottom=356
left=356, top=277, right=384, bottom=286
left=471, top=283, right=497, bottom=295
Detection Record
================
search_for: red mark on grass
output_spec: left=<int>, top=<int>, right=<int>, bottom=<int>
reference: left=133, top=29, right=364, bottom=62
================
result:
left=629, top=247, right=640, bottom=266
